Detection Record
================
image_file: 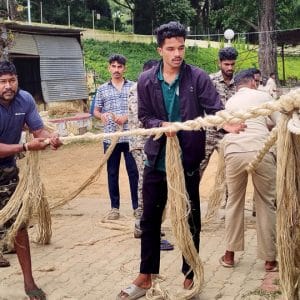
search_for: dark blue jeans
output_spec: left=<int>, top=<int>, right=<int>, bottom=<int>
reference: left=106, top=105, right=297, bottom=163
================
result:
left=140, top=166, right=201, bottom=279
left=103, top=142, right=138, bottom=210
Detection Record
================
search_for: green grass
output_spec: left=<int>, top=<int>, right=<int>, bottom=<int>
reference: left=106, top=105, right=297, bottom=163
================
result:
left=83, top=39, right=300, bottom=85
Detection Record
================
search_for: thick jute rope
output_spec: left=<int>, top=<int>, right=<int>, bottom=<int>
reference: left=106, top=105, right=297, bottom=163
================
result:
left=203, top=142, right=226, bottom=223
left=287, top=110, right=300, bottom=134
left=203, top=88, right=300, bottom=222
left=0, top=88, right=299, bottom=298
left=58, top=88, right=300, bottom=145
left=146, top=136, right=204, bottom=300
left=246, top=126, right=278, bottom=173
left=204, top=125, right=278, bottom=223
left=0, top=147, right=51, bottom=248
left=276, top=114, right=300, bottom=300
left=0, top=135, right=119, bottom=246
left=50, top=135, right=119, bottom=210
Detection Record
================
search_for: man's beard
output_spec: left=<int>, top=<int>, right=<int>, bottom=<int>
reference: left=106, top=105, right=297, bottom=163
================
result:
left=0, top=90, right=16, bottom=104
left=221, top=70, right=233, bottom=79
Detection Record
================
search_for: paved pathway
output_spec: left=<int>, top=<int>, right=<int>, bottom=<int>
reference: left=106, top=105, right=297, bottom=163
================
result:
left=0, top=196, right=281, bottom=300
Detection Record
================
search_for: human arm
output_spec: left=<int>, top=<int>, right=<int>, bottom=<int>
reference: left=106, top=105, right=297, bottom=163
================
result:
left=93, top=106, right=112, bottom=124
left=137, top=71, right=166, bottom=129
left=222, top=122, right=247, bottom=134
left=0, top=143, right=27, bottom=158
left=114, top=115, right=128, bottom=125
left=93, top=85, right=111, bottom=124
left=23, top=93, right=62, bottom=150
left=92, top=85, right=127, bottom=125
left=0, top=128, right=61, bottom=158
left=196, top=69, right=246, bottom=133
left=32, top=128, right=62, bottom=150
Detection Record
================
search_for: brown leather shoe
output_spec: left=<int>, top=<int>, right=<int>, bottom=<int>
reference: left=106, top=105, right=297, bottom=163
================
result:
left=0, top=254, right=10, bottom=267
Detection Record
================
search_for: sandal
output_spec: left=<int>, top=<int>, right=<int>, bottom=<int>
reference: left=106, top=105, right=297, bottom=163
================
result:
left=160, top=239, right=174, bottom=251
left=116, top=283, right=147, bottom=300
left=26, top=288, right=46, bottom=300
left=219, top=255, right=234, bottom=268
left=265, top=261, right=278, bottom=272
left=0, top=254, right=10, bottom=268
left=183, top=278, right=194, bottom=290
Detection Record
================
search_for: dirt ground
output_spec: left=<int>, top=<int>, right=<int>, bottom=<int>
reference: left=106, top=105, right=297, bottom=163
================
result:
left=26, top=141, right=253, bottom=206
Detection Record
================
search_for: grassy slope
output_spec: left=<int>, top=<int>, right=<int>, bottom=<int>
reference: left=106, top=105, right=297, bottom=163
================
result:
left=83, top=39, right=300, bottom=86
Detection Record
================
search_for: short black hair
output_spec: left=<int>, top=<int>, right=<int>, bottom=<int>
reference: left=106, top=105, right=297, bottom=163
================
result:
left=269, top=72, right=275, bottom=77
left=249, top=68, right=261, bottom=76
left=143, top=59, right=159, bottom=71
left=108, top=54, right=127, bottom=65
left=0, top=61, right=17, bottom=76
left=218, top=47, right=238, bottom=61
left=154, top=21, right=186, bottom=47
left=234, top=69, right=255, bottom=86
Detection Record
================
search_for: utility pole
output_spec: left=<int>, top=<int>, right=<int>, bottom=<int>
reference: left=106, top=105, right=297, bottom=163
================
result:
left=68, top=5, right=70, bottom=28
left=92, top=10, right=95, bottom=32
left=6, top=0, right=10, bottom=20
left=28, top=0, right=32, bottom=24
left=40, top=2, right=43, bottom=24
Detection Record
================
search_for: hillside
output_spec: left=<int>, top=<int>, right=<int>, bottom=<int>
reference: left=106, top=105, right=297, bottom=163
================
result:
left=83, top=39, right=300, bottom=87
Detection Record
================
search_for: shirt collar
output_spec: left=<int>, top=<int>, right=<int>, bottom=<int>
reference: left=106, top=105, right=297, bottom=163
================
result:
left=108, top=78, right=128, bottom=85
left=215, top=70, right=234, bottom=86
left=158, top=63, right=179, bottom=86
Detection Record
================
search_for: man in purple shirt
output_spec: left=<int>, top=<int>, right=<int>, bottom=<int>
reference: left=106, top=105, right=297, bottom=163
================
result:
left=0, top=61, right=61, bottom=299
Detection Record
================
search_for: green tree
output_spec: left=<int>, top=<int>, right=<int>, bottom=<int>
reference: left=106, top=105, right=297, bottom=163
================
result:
left=0, top=0, right=18, bottom=19
left=110, top=0, right=195, bottom=33
left=258, top=0, right=277, bottom=80
left=152, top=0, right=195, bottom=28
left=134, top=0, right=153, bottom=34
left=208, top=0, right=300, bottom=35
left=25, top=0, right=111, bottom=28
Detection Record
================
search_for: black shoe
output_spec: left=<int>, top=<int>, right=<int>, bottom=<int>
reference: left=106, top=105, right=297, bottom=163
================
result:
left=2, top=244, right=16, bottom=254
left=0, top=254, right=10, bottom=267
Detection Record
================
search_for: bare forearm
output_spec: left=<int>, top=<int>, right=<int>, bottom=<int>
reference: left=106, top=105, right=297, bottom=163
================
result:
left=93, top=108, right=102, bottom=120
left=0, top=143, right=24, bottom=158
left=32, top=128, right=52, bottom=138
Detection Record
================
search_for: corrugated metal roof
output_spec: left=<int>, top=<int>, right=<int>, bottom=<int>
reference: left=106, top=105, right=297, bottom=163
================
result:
left=39, top=59, right=86, bottom=80
left=9, top=33, right=38, bottom=55
left=41, top=79, right=88, bottom=101
left=34, top=35, right=82, bottom=58
left=5, top=21, right=82, bottom=38
left=34, top=35, right=88, bottom=102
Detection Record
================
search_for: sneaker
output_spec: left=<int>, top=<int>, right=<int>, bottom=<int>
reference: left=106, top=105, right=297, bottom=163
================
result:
left=107, top=208, right=120, bottom=220
left=2, top=244, right=16, bottom=254
left=133, top=208, right=142, bottom=218
left=134, top=218, right=142, bottom=238
left=134, top=225, right=142, bottom=238
left=0, top=254, right=10, bottom=268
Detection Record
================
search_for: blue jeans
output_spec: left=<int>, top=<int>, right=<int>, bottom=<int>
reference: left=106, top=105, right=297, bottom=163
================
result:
left=103, top=142, right=138, bottom=210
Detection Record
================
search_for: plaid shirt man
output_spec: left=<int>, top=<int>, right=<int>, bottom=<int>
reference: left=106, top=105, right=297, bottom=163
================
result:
left=95, top=79, right=134, bottom=144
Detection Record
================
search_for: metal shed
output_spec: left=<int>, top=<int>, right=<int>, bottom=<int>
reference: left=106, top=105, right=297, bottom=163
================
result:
left=2, top=22, right=88, bottom=105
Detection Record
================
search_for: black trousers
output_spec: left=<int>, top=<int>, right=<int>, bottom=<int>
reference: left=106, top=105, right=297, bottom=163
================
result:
left=140, top=166, right=201, bottom=279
